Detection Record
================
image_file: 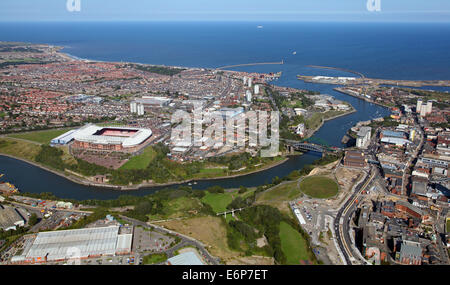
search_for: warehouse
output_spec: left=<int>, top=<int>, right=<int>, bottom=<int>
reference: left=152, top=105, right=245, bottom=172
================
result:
left=0, top=204, right=25, bottom=231
left=21, top=226, right=132, bottom=263
left=50, top=129, right=77, bottom=145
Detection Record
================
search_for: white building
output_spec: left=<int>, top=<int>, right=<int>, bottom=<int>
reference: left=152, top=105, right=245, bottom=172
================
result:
left=254, top=84, right=260, bottom=95
left=295, top=123, right=305, bottom=137
left=246, top=90, right=252, bottom=102
left=20, top=226, right=132, bottom=263
left=247, top=77, right=252, bottom=88
left=416, top=99, right=432, bottom=117
left=130, top=101, right=137, bottom=113
left=356, top=127, right=371, bottom=149
left=137, top=104, right=145, bottom=116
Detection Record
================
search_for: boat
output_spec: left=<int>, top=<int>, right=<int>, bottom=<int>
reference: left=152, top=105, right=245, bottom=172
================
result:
left=257, top=25, right=263, bottom=29
left=0, top=174, right=4, bottom=179
left=193, top=181, right=198, bottom=185
left=292, top=51, right=297, bottom=55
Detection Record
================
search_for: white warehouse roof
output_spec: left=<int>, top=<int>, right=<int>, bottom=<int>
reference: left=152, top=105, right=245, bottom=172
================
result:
left=23, top=226, right=131, bottom=262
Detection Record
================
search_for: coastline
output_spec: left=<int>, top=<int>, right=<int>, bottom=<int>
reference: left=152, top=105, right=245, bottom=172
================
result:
left=333, top=87, right=391, bottom=108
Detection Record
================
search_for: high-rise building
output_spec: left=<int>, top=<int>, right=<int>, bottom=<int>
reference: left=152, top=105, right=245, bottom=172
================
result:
left=137, top=104, right=145, bottom=116
left=416, top=99, right=423, bottom=113
left=426, top=100, right=433, bottom=114
left=243, top=76, right=247, bottom=85
left=246, top=90, right=252, bottom=102
left=356, top=127, right=371, bottom=149
left=254, top=84, right=260, bottom=95
left=247, top=77, right=252, bottom=88
left=130, top=101, right=137, bottom=113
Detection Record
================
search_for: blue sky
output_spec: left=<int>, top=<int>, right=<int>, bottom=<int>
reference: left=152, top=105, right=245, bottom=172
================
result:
left=1, top=0, right=450, bottom=22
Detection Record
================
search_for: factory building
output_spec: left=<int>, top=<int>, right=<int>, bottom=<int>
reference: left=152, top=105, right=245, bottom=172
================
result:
left=344, top=150, right=368, bottom=168
left=0, top=204, right=25, bottom=231
left=50, top=129, right=78, bottom=145
left=166, top=251, right=204, bottom=265
left=17, top=226, right=132, bottom=263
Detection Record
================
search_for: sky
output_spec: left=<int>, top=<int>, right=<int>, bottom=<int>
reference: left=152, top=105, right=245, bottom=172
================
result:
left=1, top=0, right=450, bottom=22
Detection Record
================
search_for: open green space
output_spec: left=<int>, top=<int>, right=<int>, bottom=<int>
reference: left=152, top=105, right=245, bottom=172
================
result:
left=142, top=253, right=167, bottom=265
left=446, top=219, right=450, bottom=233
left=201, top=192, right=233, bottom=213
left=0, top=138, right=41, bottom=161
left=257, top=181, right=302, bottom=202
left=299, top=176, right=339, bottom=198
left=120, top=146, right=156, bottom=170
left=279, top=221, right=310, bottom=265
left=8, top=128, right=72, bottom=144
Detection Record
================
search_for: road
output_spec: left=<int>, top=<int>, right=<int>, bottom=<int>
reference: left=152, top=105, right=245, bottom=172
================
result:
left=119, top=215, right=220, bottom=265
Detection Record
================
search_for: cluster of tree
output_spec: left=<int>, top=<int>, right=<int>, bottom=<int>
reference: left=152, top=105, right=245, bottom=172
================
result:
left=127, top=63, right=185, bottom=76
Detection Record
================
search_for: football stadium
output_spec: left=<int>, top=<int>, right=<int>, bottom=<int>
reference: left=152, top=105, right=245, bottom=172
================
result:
left=71, top=124, right=153, bottom=153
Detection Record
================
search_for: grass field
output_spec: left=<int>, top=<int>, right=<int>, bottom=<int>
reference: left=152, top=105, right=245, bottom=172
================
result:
left=201, top=192, right=233, bottom=213
left=299, top=176, right=339, bottom=198
left=120, top=146, right=156, bottom=170
left=279, top=221, right=310, bottom=264
left=142, top=253, right=167, bottom=265
left=160, top=216, right=242, bottom=264
left=0, top=138, right=41, bottom=161
left=447, top=219, right=450, bottom=233
left=8, top=128, right=72, bottom=144
left=257, top=181, right=302, bottom=202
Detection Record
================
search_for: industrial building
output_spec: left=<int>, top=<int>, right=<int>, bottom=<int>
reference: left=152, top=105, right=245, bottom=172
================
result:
left=18, top=226, right=132, bottom=263
left=50, top=129, right=78, bottom=145
left=343, top=150, right=367, bottom=168
left=0, top=204, right=25, bottom=231
left=166, top=251, right=204, bottom=265
left=356, top=127, right=372, bottom=149
left=72, top=124, right=152, bottom=153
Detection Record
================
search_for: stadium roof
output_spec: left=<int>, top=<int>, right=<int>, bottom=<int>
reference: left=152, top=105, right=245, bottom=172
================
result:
left=73, top=124, right=152, bottom=147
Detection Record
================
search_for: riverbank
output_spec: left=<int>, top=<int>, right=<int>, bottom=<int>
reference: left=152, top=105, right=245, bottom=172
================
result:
left=305, top=106, right=357, bottom=139
left=0, top=152, right=290, bottom=191
left=333, top=87, right=391, bottom=108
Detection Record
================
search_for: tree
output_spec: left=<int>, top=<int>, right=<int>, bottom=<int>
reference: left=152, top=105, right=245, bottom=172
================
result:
left=28, top=213, right=39, bottom=226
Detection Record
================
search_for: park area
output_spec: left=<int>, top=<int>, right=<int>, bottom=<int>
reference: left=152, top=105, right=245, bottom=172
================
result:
left=8, top=128, right=72, bottom=144
left=120, top=146, right=156, bottom=170
left=299, top=176, right=339, bottom=198
left=279, top=221, right=311, bottom=264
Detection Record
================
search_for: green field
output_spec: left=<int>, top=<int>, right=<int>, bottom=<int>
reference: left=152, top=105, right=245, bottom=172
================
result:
left=120, top=146, right=156, bottom=170
left=257, top=181, right=302, bottom=202
left=299, top=176, right=339, bottom=198
left=0, top=138, right=41, bottom=161
left=201, top=192, right=233, bottom=213
left=279, top=221, right=310, bottom=264
left=8, top=128, right=72, bottom=144
left=142, top=253, right=167, bottom=265
left=446, top=219, right=450, bottom=233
